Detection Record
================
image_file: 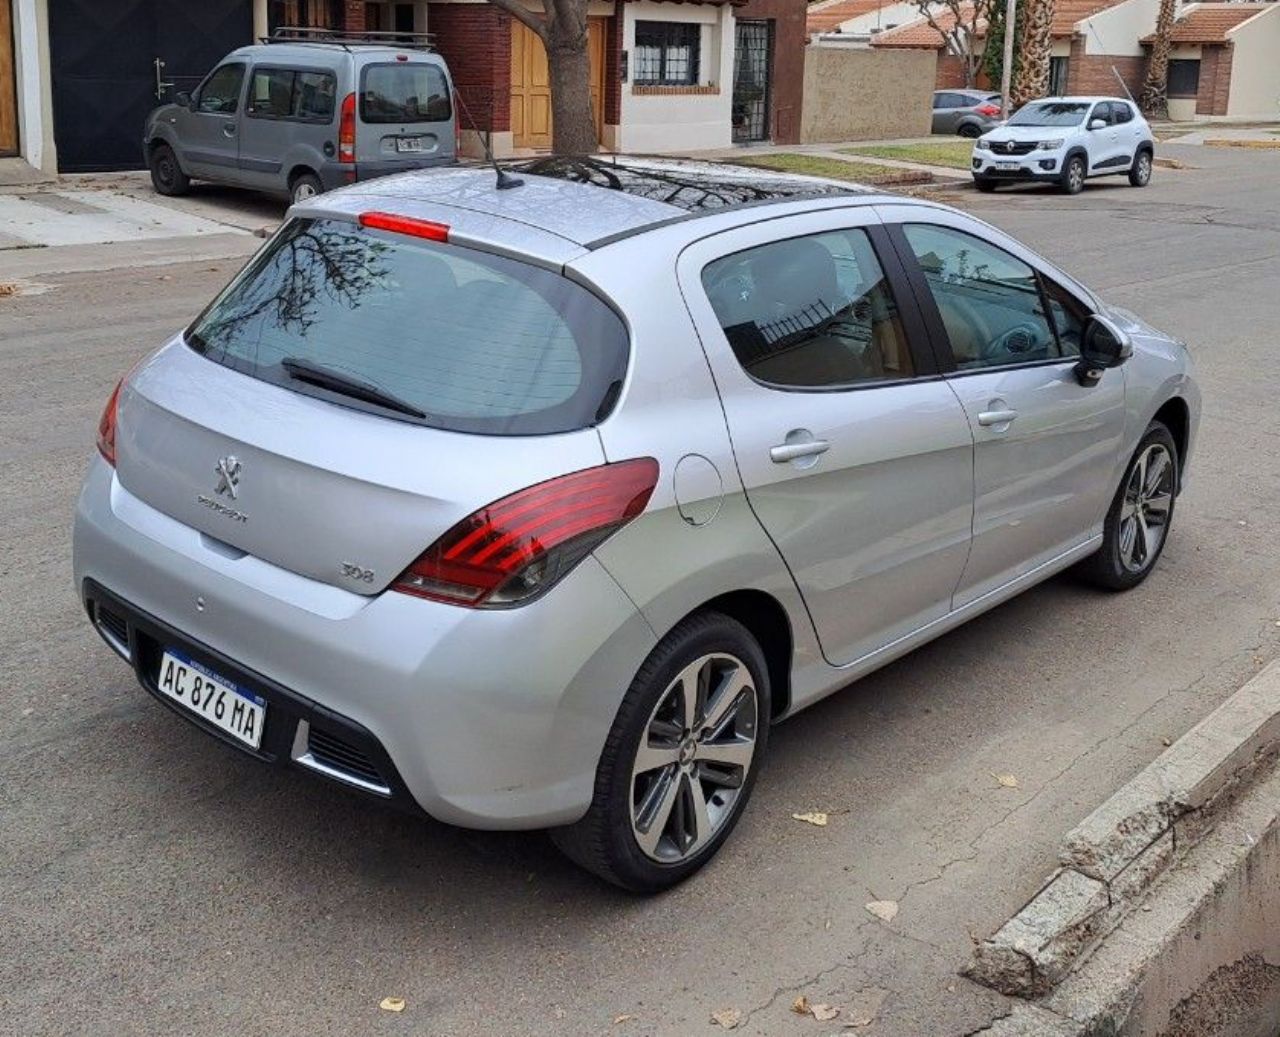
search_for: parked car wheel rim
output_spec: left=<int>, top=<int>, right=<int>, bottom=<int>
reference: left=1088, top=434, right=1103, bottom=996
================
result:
left=1135, top=153, right=1152, bottom=184
left=154, top=151, right=177, bottom=188
left=1118, top=443, right=1174, bottom=574
left=630, top=652, right=758, bottom=864
left=293, top=180, right=319, bottom=202
left=1068, top=159, right=1085, bottom=192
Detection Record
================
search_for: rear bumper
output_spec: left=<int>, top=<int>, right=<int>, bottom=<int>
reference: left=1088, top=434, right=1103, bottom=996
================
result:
left=73, top=458, right=658, bottom=829
left=319, top=155, right=456, bottom=191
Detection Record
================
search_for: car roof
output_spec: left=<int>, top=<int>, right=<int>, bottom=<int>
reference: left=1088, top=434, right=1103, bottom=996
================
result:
left=1028, top=95, right=1132, bottom=104
left=228, top=42, right=447, bottom=65
left=312, top=156, right=873, bottom=253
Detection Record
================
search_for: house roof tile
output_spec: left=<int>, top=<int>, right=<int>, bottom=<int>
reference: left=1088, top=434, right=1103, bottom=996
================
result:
left=871, top=0, right=1129, bottom=48
left=807, top=0, right=903, bottom=34
left=1139, top=2, right=1271, bottom=43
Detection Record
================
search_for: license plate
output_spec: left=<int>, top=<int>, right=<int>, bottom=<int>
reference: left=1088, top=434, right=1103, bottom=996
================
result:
left=996, top=161, right=1020, bottom=171
left=157, top=649, right=266, bottom=749
left=396, top=137, right=424, bottom=153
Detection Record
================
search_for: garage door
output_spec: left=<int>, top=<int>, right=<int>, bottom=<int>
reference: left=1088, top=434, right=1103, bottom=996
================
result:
left=48, top=0, right=252, bottom=172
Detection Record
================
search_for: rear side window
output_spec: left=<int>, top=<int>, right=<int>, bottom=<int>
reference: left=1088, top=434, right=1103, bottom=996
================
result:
left=701, top=229, right=913, bottom=389
left=360, top=63, right=452, bottom=123
left=186, top=218, right=628, bottom=435
left=248, top=68, right=337, bottom=121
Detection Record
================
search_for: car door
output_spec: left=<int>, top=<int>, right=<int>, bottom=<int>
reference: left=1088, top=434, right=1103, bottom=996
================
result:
left=1110, top=100, right=1142, bottom=163
left=678, top=209, right=975, bottom=668
left=932, top=92, right=958, bottom=134
left=175, top=61, right=246, bottom=182
left=882, top=207, right=1126, bottom=607
left=1086, top=102, right=1126, bottom=173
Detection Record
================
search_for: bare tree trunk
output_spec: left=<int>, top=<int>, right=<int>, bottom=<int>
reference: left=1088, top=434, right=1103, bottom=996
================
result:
left=483, top=0, right=598, bottom=156
left=1141, top=0, right=1175, bottom=119
left=1010, top=0, right=1053, bottom=108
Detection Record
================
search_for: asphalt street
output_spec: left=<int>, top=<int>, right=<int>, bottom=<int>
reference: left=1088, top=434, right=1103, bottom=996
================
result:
left=2, top=144, right=1278, bottom=1036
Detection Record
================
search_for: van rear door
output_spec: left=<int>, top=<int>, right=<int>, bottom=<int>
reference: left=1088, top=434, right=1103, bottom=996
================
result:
left=356, top=58, right=455, bottom=170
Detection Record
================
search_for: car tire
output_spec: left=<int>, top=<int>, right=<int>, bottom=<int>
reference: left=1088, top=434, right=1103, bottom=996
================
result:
left=1129, top=148, right=1153, bottom=187
left=550, top=611, right=770, bottom=893
left=149, top=143, right=190, bottom=197
left=290, top=172, right=324, bottom=205
left=1077, top=421, right=1178, bottom=591
left=1060, top=154, right=1086, bottom=195
left=958, top=123, right=982, bottom=139
left=974, top=176, right=998, bottom=193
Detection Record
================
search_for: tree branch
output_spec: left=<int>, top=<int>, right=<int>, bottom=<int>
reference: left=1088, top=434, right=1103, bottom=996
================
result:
left=484, top=0, right=548, bottom=41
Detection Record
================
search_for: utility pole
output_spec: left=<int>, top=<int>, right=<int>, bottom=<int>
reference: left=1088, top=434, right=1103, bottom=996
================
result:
left=1000, top=0, right=1018, bottom=118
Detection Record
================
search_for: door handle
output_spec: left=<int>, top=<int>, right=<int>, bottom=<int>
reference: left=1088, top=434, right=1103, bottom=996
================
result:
left=770, top=439, right=830, bottom=464
left=977, top=408, right=1018, bottom=427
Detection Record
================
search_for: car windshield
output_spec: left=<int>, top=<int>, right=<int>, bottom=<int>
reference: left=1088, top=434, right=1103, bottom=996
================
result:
left=185, top=218, right=629, bottom=435
left=1008, top=102, right=1090, bottom=127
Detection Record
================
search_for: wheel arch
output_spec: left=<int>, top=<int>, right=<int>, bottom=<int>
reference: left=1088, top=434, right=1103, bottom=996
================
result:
left=286, top=164, right=319, bottom=190
left=1152, top=396, right=1191, bottom=483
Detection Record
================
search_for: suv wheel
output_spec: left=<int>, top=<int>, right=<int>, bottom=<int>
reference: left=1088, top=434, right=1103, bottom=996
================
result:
left=958, top=124, right=981, bottom=139
left=551, top=612, right=769, bottom=892
left=974, top=176, right=998, bottom=193
left=1060, top=155, right=1086, bottom=195
left=1077, top=421, right=1178, bottom=590
left=290, top=173, right=324, bottom=205
left=149, top=143, right=190, bottom=197
left=1129, top=149, right=1153, bottom=187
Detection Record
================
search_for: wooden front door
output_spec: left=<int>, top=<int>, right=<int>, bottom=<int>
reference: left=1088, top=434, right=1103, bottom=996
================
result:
left=1, top=0, right=18, bottom=157
left=510, top=18, right=607, bottom=151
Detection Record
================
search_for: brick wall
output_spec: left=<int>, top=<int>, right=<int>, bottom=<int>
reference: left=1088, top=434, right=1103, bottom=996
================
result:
left=342, top=0, right=365, bottom=31
left=604, top=1, right=623, bottom=127
left=1065, top=37, right=1145, bottom=101
left=1196, top=44, right=1232, bottom=116
left=427, top=3, right=512, bottom=132
left=735, top=0, right=808, bottom=144
left=932, top=53, right=992, bottom=91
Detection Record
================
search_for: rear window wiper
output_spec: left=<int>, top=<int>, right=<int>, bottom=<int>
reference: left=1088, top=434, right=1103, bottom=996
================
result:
left=280, top=356, right=427, bottom=419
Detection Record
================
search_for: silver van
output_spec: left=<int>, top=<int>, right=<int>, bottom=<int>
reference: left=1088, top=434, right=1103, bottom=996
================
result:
left=144, top=31, right=456, bottom=204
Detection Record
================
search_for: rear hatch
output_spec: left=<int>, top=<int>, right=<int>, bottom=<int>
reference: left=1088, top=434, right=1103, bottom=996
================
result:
left=356, top=57, right=454, bottom=165
left=115, top=215, right=629, bottom=594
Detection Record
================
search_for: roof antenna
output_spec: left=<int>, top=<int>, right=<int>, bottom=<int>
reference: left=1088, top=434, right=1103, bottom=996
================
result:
left=452, top=90, right=523, bottom=190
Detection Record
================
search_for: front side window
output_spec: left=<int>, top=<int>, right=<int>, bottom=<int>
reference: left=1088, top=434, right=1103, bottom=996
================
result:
left=248, top=68, right=337, bottom=121
left=186, top=218, right=628, bottom=435
left=1008, top=101, right=1089, bottom=127
left=360, top=63, right=451, bottom=123
left=1089, top=102, right=1114, bottom=126
left=701, top=229, right=913, bottom=389
left=196, top=63, right=246, bottom=114
left=634, top=22, right=701, bottom=86
left=903, top=224, right=1069, bottom=370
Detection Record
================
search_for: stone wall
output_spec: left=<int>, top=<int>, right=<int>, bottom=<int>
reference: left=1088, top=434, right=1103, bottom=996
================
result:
left=801, top=46, right=934, bottom=142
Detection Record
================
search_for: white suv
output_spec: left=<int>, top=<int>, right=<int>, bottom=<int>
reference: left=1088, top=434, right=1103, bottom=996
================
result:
left=972, top=97, right=1154, bottom=195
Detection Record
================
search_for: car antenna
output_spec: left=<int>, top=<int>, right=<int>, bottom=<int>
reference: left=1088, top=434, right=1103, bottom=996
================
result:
left=452, top=90, right=523, bottom=190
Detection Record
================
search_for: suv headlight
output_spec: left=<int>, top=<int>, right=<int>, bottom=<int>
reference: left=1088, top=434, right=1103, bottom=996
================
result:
left=1038, top=139, right=1065, bottom=151
left=977, top=137, right=992, bottom=150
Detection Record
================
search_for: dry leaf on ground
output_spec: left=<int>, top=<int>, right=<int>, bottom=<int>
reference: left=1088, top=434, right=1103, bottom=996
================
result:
left=378, top=996, right=406, bottom=1013
left=710, top=1008, right=741, bottom=1029
left=991, top=772, right=1019, bottom=789
left=613, top=1014, right=634, bottom=1025
left=791, top=811, right=829, bottom=827
left=810, top=1003, right=840, bottom=1022
left=864, top=900, right=899, bottom=923
left=791, top=995, right=810, bottom=1014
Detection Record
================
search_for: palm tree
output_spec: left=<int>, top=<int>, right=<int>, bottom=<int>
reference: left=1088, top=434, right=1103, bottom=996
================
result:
left=1010, top=0, right=1054, bottom=108
left=1141, top=0, right=1176, bottom=119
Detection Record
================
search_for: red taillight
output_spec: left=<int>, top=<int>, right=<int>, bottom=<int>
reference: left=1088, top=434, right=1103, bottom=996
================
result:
left=977, top=104, right=1001, bottom=117
left=96, top=379, right=122, bottom=467
left=359, top=211, right=450, bottom=241
left=393, top=458, right=660, bottom=608
left=339, top=92, right=356, bottom=163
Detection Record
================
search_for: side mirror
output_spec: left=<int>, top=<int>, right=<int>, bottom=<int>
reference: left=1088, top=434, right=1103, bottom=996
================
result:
left=1088, top=118, right=1107, bottom=131
left=1075, top=314, right=1133, bottom=385
left=175, top=91, right=192, bottom=108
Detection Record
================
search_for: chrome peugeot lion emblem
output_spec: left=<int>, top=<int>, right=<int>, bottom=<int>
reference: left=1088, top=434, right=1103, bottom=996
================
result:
left=214, top=455, right=242, bottom=499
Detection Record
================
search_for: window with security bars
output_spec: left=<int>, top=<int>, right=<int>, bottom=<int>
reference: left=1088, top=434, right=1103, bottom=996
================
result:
left=1167, top=59, right=1201, bottom=98
left=634, top=22, right=701, bottom=86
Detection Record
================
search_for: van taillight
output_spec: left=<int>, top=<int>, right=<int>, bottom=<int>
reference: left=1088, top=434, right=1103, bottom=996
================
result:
left=391, top=459, right=659, bottom=608
left=97, top=379, right=122, bottom=467
left=339, top=92, right=356, bottom=163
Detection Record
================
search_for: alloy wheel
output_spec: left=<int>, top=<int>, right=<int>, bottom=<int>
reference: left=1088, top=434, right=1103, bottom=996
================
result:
left=1136, top=153, right=1152, bottom=184
left=293, top=182, right=318, bottom=202
left=630, top=653, right=758, bottom=863
left=1118, top=443, right=1174, bottom=573
left=1068, top=159, right=1085, bottom=193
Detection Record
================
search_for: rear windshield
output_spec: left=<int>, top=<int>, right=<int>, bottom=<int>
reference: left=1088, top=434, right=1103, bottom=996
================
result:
left=186, top=218, right=629, bottom=435
left=360, top=62, right=451, bottom=123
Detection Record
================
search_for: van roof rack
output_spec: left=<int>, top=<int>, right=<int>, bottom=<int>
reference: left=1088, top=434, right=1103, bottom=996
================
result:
left=264, top=26, right=436, bottom=51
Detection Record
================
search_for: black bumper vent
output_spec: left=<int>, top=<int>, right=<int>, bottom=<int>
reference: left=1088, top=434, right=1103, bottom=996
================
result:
left=95, top=604, right=130, bottom=652
left=307, top=726, right=386, bottom=788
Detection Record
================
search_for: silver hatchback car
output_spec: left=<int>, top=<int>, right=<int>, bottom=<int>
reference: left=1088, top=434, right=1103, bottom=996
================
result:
left=74, top=158, right=1199, bottom=891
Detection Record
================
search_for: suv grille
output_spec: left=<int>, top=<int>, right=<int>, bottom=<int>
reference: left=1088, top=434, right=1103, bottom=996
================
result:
left=306, top=726, right=388, bottom=791
left=991, top=141, right=1036, bottom=156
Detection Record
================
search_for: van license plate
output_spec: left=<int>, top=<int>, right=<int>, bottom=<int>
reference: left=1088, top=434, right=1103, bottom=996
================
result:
left=396, top=138, right=424, bottom=153
left=157, top=648, right=266, bottom=749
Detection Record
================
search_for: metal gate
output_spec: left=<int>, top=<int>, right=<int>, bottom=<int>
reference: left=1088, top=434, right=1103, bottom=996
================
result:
left=732, top=20, right=772, bottom=144
left=49, top=0, right=252, bottom=172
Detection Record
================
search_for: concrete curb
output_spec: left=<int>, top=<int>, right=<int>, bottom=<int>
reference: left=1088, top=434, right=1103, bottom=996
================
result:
left=964, top=659, right=1280, bottom=999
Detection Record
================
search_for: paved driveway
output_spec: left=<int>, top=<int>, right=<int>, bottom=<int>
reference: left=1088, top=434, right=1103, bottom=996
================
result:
left=2, top=145, right=1278, bottom=1037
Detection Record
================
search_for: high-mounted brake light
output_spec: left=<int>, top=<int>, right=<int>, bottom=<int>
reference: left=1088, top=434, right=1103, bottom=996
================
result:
left=97, top=379, right=122, bottom=467
left=338, top=92, right=356, bottom=163
left=359, top=211, right=450, bottom=242
left=392, top=458, right=660, bottom=608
